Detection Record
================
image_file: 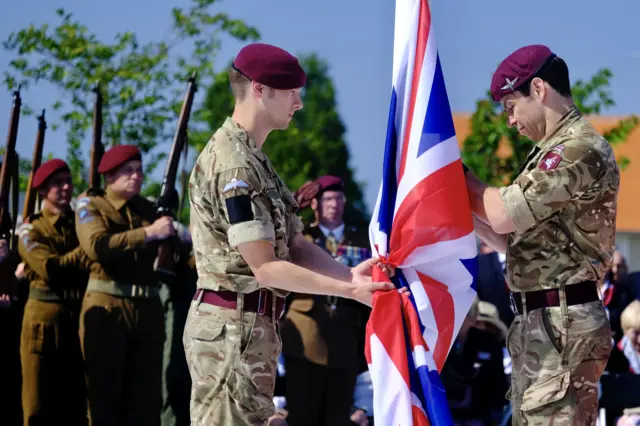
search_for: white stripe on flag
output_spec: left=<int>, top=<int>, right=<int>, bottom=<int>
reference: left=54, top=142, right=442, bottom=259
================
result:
left=368, top=333, right=415, bottom=425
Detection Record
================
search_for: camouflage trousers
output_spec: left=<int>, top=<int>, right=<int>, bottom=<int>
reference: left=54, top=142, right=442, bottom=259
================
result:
left=507, top=300, right=612, bottom=426
left=182, top=292, right=281, bottom=425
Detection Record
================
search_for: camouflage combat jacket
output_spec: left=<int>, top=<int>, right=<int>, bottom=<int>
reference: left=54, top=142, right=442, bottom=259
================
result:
left=189, top=117, right=303, bottom=297
left=499, top=107, right=620, bottom=292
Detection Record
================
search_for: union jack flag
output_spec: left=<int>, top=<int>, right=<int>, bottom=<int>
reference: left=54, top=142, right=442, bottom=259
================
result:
left=365, top=0, right=479, bottom=424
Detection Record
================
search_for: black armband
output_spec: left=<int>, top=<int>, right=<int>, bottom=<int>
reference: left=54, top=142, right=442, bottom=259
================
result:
left=225, top=195, right=254, bottom=224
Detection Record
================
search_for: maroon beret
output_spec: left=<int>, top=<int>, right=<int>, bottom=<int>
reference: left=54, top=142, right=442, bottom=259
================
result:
left=232, top=43, right=306, bottom=90
left=316, top=175, right=344, bottom=194
left=490, top=45, right=556, bottom=101
left=98, top=144, right=142, bottom=174
left=32, top=159, right=70, bottom=188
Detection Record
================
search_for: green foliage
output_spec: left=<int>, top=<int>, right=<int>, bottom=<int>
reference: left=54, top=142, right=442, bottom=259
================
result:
left=201, top=53, right=368, bottom=227
left=2, top=0, right=259, bottom=195
left=462, top=69, right=639, bottom=186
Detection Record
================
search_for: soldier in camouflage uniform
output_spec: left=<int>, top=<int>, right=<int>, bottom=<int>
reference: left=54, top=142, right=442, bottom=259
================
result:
left=463, top=45, right=618, bottom=425
left=184, top=43, right=393, bottom=426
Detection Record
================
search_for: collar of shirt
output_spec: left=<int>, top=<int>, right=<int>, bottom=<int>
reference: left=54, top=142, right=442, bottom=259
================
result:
left=222, top=117, right=265, bottom=161
left=105, top=187, right=128, bottom=211
left=318, top=223, right=345, bottom=241
left=497, top=252, right=506, bottom=264
left=41, top=206, right=62, bottom=226
left=535, top=106, right=583, bottom=152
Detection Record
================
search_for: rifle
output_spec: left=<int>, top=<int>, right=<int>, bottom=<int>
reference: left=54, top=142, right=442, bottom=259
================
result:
left=154, top=73, right=197, bottom=282
left=89, top=84, right=104, bottom=190
left=177, top=142, right=189, bottom=221
left=22, top=110, right=47, bottom=221
left=0, top=87, right=21, bottom=296
left=10, top=151, right=19, bottom=253
left=0, top=87, right=21, bottom=243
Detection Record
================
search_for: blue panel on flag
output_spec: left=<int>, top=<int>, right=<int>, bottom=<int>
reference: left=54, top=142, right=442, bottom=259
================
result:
left=377, top=88, right=400, bottom=239
left=417, top=54, right=456, bottom=157
left=460, top=257, right=479, bottom=291
left=419, top=366, right=454, bottom=425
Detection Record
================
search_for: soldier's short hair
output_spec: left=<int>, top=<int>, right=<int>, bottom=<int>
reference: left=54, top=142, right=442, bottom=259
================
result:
left=517, top=56, right=572, bottom=98
left=621, top=300, right=640, bottom=333
left=229, top=67, right=250, bottom=102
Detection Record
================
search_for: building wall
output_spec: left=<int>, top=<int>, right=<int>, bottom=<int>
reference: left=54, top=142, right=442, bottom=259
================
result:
left=616, top=232, right=640, bottom=273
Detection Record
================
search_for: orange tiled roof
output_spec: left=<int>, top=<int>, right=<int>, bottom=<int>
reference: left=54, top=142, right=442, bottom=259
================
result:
left=452, top=113, right=640, bottom=232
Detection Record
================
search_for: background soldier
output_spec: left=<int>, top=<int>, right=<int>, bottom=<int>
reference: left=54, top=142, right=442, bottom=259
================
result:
left=75, top=145, right=175, bottom=426
left=160, top=219, right=197, bottom=426
left=18, top=159, right=89, bottom=425
left=185, top=42, right=392, bottom=426
left=464, top=45, right=618, bottom=425
left=281, top=175, right=372, bottom=426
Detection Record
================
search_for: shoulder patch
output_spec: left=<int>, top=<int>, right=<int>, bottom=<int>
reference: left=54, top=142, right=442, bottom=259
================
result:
left=222, top=178, right=251, bottom=194
left=19, top=224, right=38, bottom=252
left=18, top=223, right=33, bottom=238
left=75, top=197, right=91, bottom=210
left=77, top=207, right=94, bottom=224
left=538, top=151, right=563, bottom=171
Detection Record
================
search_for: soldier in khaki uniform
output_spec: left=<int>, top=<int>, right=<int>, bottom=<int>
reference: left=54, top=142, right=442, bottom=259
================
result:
left=185, top=43, right=393, bottom=426
left=280, top=175, right=372, bottom=426
left=18, top=159, right=90, bottom=425
left=464, top=45, right=618, bottom=425
left=75, top=144, right=176, bottom=426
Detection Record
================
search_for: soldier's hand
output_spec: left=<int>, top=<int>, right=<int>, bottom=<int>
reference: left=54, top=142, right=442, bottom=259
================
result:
left=294, top=180, right=321, bottom=209
left=15, top=262, right=26, bottom=279
left=349, top=278, right=394, bottom=307
left=352, top=257, right=396, bottom=281
left=0, top=239, right=8, bottom=262
left=351, top=409, right=369, bottom=425
left=144, top=216, right=176, bottom=242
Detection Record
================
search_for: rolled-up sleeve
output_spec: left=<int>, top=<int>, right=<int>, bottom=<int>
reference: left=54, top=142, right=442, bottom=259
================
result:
left=499, top=184, right=536, bottom=235
left=215, top=166, right=275, bottom=248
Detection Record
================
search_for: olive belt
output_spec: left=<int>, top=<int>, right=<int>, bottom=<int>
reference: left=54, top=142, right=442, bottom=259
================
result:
left=86, top=279, right=159, bottom=299
left=29, top=286, right=84, bottom=302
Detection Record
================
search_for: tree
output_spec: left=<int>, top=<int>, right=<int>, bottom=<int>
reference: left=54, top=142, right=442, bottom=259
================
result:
left=462, top=69, right=639, bottom=186
left=2, top=0, right=259, bottom=195
left=200, top=53, right=369, bottom=227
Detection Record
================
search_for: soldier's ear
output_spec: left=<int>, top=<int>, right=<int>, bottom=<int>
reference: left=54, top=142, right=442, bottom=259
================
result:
left=311, top=197, right=318, bottom=211
left=531, top=77, right=545, bottom=101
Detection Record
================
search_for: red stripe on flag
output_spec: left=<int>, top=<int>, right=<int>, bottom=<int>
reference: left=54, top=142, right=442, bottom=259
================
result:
left=366, top=290, right=411, bottom=388
left=412, top=405, right=431, bottom=426
left=389, top=160, right=474, bottom=265
left=397, top=0, right=432, bottom=182
left=416, top=271, right=455, bottom=371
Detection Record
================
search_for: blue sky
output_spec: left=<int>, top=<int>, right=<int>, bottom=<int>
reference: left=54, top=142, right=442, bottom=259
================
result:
left=1, top=0, right=638, bottom=212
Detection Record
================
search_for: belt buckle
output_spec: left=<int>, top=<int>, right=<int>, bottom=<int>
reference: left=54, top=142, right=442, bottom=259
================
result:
left=257, top=289, right=268, bottom=315
left=509, top=291, right=520, bottom=316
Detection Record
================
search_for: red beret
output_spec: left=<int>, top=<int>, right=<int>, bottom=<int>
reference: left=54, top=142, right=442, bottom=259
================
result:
left=233, top=43, right=306, bottom=90
left=490, top=45, right=556, bottom=102
left=98, top=144, right=142, bottom=174
left=32, top=159, right=70, bottom=188
left=316, top=175, right=344, bottom=193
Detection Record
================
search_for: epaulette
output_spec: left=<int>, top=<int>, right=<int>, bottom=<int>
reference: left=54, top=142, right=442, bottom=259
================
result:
left=86, top=188, right=105, bottom=197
